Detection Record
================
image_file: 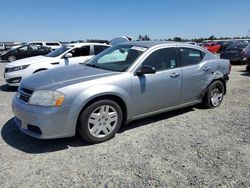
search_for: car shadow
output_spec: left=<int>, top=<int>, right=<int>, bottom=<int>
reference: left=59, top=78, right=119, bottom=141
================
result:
left=241, top=72, right=250, bottom=77
left=119, top=106, right=195, bottom=133
left=1, top=107, right=195, bottom=154
left=1, top=118, right=91, bottom=154
left=0, top=84, right=17, bottom=92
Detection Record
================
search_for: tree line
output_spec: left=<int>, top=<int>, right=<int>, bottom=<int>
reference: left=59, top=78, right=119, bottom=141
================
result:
left=137, top=34, right=250, bottom=42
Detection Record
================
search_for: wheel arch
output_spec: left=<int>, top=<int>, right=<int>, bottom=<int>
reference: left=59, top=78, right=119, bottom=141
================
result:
left=33, top=68, right=48, bottom=73
left=76, top=94, right=128, bottom=132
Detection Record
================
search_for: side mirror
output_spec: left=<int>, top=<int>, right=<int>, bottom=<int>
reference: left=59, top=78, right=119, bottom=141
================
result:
left=136, top=65, right=156, bottom=76
left=64, top=53, right=72, bottom=58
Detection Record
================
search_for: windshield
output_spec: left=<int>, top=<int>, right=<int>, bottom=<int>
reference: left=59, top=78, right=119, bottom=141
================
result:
left=45, top=46, right=70, bottom=57
left=85, top=44, right=147, bottom=72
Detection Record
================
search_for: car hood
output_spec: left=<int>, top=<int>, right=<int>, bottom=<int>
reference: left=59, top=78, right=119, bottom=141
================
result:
left=20, top=64, right=119, bottom=90
left=6, top=56, right=54, bottom=67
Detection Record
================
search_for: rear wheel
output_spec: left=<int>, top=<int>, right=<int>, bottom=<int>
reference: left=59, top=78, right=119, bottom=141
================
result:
left=8, top=55, right=16, bottom=62
left=202, top=81, right=225, bottom=108
left=77, top=99, right=122, bottom=143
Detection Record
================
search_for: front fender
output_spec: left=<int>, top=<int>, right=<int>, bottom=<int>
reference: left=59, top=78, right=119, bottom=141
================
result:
left=68, top=84, right=132, bottom=130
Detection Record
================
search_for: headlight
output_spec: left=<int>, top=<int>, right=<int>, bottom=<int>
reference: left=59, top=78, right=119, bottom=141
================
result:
left=7, top=65, right=30, bottom=72
left=28, top=90, right=65, bottom=107
left=1, top=51, right=7, bottom=56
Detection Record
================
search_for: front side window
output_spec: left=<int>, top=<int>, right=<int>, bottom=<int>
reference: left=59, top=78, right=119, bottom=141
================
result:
left=19, top=46, right=28, bottom=51
left=85, top=45, right=147, bottom=72
left=179, top=48, right=205, bottom=66
left=142, top=48, right=177, bottom=71
left=45, top=46, right=70, bottom=57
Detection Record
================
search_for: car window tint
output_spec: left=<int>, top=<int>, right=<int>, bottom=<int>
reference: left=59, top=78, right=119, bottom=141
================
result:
left=29, top=45, right=39, bottom=51
left=46, top=43, right=60, bottom=46
left=179, top=48, right=205, bottom=66
left=94, top=45, right=109, bottom=55
left=19, top=46, right=28, bottom=51
left=142, top=48, right=177, bottom=71
left=70, top=46, right=90, bottom=57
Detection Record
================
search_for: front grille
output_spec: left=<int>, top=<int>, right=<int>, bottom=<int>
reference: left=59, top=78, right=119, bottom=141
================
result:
left=18, top=87, right=33, bottom=103
left=20, top=93, right=30, bottom=102
left=27, top=124, right=42, bottom=135
left=6, top=77, right=22, bottom=84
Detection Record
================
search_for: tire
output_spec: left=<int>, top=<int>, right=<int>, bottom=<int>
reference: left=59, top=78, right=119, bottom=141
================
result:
left=8, top=55, right=16, bottom=62
left=77, top=99, right=123, bottom=143
left=202, top=81, right=225, bottom=108
left=246, top=65, right=250, bottom=72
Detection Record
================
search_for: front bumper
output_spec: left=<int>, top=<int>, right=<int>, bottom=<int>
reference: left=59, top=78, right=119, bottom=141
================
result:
left=4, top=71, right=24, bottom=86
left=12, top=96, right=76, bottom=139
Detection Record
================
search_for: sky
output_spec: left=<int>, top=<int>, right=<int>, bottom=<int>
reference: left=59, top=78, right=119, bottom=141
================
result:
left=0, top=0, right=250, bottom=42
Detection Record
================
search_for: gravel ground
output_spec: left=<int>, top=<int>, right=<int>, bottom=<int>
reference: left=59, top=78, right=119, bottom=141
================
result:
left=0, top=61, right=249, bottom=187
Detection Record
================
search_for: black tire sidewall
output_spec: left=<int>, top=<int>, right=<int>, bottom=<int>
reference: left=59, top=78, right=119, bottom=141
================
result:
left=78, top=99, right=122, bottom=143
left=8, top=55, right=16, bottom=62
left=204, top=81, right=225, bottom=108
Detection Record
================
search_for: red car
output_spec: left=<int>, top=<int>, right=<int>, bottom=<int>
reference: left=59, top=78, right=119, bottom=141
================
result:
left=204, top=42, right=221, bottom=53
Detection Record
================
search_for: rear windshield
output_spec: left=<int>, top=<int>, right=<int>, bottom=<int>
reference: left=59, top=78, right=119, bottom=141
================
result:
left=46, top=42, right=60, bottom=46
left=226, top=43, right=248, bottom=50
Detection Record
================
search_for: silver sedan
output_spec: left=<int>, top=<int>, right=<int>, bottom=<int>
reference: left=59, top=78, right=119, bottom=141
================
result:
left=12, top=41, right=231, bottom=143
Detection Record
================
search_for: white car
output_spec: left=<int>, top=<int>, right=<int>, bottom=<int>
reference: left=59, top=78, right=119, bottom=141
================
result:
left=28, top=41, right=62, bottom=50
left=4, top=43, right=110, bottom=86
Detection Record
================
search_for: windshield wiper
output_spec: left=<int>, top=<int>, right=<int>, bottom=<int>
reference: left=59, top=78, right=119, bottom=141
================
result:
left=84, top=64, right=101, bottom=69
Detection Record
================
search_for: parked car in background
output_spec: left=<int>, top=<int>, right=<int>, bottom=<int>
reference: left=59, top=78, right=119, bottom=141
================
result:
left=0, top=44, right=51, bottom=62
left=28, top=41, right=62, bottom=50
left=220, top=43, right=248, bottom=64
left=0, top=44, right=6, bottom=51
left=203, top=42, right=221, bottom=53
left=186, top=41, right=197, bottom=45
left=242, top=44, right=250, bottom=71
left=12, top=41, right=230, bottom=143
left=4, top=43, right=110, bottom=86
left=218, top=40, right=248, bottom=53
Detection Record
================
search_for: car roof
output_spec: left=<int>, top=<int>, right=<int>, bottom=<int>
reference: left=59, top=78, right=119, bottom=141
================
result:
left=122, top=41, right=184, bottom=48
left=67, top=42, right=110, bottom=47
left=121, top=41, right=205, bottom=49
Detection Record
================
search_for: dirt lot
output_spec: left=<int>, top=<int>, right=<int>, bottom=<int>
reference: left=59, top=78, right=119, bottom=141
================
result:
left=0, top=61, right=249, bottom=187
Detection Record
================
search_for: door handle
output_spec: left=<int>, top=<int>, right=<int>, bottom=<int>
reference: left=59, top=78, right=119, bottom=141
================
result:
left=170, top=72, right=180, bottom=78
left=203, top=66, right=210, bottom=71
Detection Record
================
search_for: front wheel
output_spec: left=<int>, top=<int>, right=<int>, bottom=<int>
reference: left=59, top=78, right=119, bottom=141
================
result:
left=202, top=81, right=225, bottom=108
left=8, top=55, right=16, bottom=62
left=77, top=100, right=122, bottom=143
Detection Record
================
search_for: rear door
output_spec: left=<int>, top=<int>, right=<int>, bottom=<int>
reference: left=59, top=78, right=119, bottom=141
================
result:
left=131, top=47, right=182, bottom=116
left=178, top=47, right=210, bottom=103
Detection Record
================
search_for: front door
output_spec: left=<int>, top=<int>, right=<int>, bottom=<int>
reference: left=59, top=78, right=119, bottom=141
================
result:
left=131, top=47, right=181, bottom=117
left=61, top=45, right=93, bottom=66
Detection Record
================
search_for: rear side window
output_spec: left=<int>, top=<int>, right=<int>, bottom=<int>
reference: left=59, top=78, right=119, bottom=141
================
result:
left=94, top=45, right=109, bottom=55
left=179, top=48, right=205, bottom=66
left=70, top=46, right=90, bottom=57
left=142, top=48, right=177, bottom=71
